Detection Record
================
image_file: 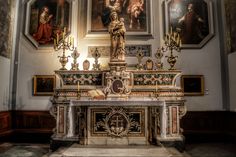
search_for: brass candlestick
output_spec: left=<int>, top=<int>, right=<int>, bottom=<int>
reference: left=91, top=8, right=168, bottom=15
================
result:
left=92, top=48, right=101, bottom=71
left=136, top=49, right=144, bottom=70
left=155, top=48, right=164, bottom=70
left=162, top=27, right=182, bottom=70
left=71, top=48, right=80, bottom=70
left=54, top=27, right=75, bottom=70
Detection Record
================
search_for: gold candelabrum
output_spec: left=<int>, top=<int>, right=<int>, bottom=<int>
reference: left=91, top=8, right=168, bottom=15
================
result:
left=163, top=27, right=182, bottom=70
left=54, top=27, right=75, bottom=70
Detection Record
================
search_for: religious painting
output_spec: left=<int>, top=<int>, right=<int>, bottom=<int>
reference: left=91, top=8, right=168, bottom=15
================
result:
left=165, top=0, right=214, bottom=48
left=0, top=0, right=14, bottom=58
left=85, top=0, right=153, bottom=38
left=25, top=0, right=72, bottom=49
left=181, top=75, right=204, bottom=96
left=224, top=0, right=236, bottom=53
left=33, top=75, right=56, bottom=96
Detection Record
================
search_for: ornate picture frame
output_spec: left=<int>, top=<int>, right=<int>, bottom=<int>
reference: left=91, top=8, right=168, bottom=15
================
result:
left=164, top=0, right=214, bottom=49
left=33, top=75, right=56, bottom=96
left=24, top=0, right=73, bottom=49
left=87, top=45, right=152, bottom=58
left=0, top=0, right=13, bottom=58
left=224, top=0, right=236, bottom=53
left=181, top=75, right=204, bottom=96
left=80, top=0, right=153, bottom=39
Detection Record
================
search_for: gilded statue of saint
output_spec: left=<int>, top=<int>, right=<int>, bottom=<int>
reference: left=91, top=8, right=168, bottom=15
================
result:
left=108, top=11, right=126, bottom=62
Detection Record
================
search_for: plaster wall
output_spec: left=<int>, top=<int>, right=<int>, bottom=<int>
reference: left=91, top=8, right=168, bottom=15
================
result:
left=228, top=52, right=236, bottom=112
left=0, top=0, right=17, bottom=111
left=0, top=57, right=11, bottom=111
left=15, top=0, right=223, bottom=111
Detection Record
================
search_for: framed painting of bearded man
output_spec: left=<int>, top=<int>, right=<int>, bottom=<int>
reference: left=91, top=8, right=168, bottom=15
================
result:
left=24, top=0, right=72, bottom=49
left=82, top=0, right=153, bottom=39
left=164, top=0, right=214, bottom=48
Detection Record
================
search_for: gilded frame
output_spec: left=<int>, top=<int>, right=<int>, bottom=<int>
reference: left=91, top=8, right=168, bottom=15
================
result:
left=24, top=0, right=73, bottom=49
left=224, top=0, right=236, bottom=53
left=79, top=0, right=154, bottom=39
left=181, top=75, right=204, bottom=96
left=33, top=75, right=56, bottom=96
left=164, top=0, right=214, bottom=49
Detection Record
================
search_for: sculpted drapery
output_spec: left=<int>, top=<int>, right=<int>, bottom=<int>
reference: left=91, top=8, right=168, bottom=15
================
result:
left=108, top=11, right=126, bottom=62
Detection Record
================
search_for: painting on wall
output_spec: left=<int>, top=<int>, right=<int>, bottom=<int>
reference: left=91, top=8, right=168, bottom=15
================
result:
left=33, top=75, right=56, bottom=96
left=181, top=75, right=204, bottom=96
left=164, top=0, right=214, bottom=48
left=25, top=0, right=72, bottom=49
left=224, top=0, right=236, bottom=53
left=85, top=0, right=152, bottom=38
left=0, top=0, right=14, bottom=58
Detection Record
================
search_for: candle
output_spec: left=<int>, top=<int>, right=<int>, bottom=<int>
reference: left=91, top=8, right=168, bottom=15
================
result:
left=64, top=27, right=66, bottom=34
left=72, top=37, right=74, bottom=47
left=56, top=33, right=59, bottom=44
left=69, top=37, right=72, bottom=45
left=63, top=32, right=65, bottom=41
left=168, top=34, right=171, bottom=44
left=155, top=81, right=157, bottom=92
left=77, top=82, right=80, bottom=92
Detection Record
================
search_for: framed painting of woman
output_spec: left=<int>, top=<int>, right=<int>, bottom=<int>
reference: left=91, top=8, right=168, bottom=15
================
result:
left=24, top=0, right=72, bottom=49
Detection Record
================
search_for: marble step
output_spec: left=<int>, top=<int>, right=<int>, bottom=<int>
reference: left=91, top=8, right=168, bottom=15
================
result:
left=47, top=144, right=188, bottom=157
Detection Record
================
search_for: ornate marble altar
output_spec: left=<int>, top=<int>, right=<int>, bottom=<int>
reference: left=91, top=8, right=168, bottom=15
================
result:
left=50, top=9, right=186, bottom=152
left=50, top=70, right=186, bottom=151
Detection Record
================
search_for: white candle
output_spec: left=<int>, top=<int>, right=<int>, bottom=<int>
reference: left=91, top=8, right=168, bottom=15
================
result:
left=155, top=81, right=157, bottom=92
left=168, top=34, right=171, bottom=44
left=72, top=37, right=74, bottom=47
left=77, top=82, right=80, bottom=92
left=63, top=32, right=65, bottom=41
left=69, top=37, right=72, bottom=45
left=56, top=33, right=59, bottom=44
left=64, top=27, right=66, bottom=34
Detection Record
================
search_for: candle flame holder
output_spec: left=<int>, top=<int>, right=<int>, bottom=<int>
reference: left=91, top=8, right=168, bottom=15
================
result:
left=136, top=49, right=144, bottom=70
left=155, top=48, right=164, bottom=70
left=71, top=48, right=80, bottom=71
left=162, top=27, right=182, bottom=70
left=54, top=27, right=75, bottom=70
left=92, top=48, right=101, bottom=71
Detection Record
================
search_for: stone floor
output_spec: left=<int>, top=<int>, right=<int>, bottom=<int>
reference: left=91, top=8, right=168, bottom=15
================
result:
left=185, top=143, right=236, bottom=157
left=0, top=142, right=236, bottom=157
left=0, top=143, right=49, bottom=157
